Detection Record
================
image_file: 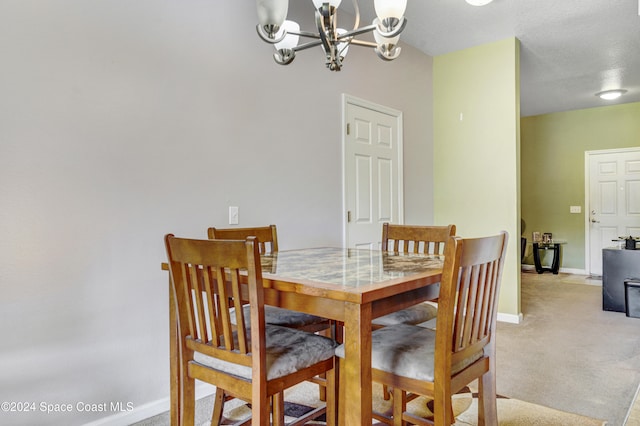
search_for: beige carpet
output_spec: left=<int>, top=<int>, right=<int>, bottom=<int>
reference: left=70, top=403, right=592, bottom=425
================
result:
left=137, top=381, right=606, bottom=425
left=496, top=272, right=640, bottom=425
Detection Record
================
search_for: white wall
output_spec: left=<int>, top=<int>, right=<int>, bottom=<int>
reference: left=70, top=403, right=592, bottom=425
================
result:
left=0, top=1, right=434, bottom=424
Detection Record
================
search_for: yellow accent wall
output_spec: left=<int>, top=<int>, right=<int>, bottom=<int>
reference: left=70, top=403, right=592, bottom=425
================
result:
left=521, top=102, right=640, bottom=271
left=434, top=38, right=521, bottom=319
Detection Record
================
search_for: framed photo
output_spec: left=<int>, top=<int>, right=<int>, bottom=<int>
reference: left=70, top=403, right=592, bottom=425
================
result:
left=532, top=232, right=541, bottom=243
left=542, top=233, right=553, bottom=243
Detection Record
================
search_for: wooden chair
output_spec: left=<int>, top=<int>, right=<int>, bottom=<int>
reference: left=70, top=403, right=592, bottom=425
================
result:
left=207, top=225, right=332, bottom=333
left=165, top=235, right=337, bottom=425
left=372, top=223, right=456, bottom=329
left=380, top=222, right=455, bottom=255
left=337, top=231, right=509, bottom=425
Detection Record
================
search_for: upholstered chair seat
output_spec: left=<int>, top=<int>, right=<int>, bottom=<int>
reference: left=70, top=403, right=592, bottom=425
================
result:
left=195, top=324, right=337, bottom=381
left=336, top=323, right=482, bottom=382
left=230, top=305, right=330, bottom=330
left=371, top=301, right=438, bottom=328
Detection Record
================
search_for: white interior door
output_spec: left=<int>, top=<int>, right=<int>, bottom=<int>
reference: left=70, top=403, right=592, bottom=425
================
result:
left=343, top=95, right=403, bottom=249
left=587, top=148, right=640, bottom=275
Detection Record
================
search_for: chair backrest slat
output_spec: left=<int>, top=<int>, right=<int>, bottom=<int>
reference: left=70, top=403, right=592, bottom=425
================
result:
left=436, top=232, right=508, bottom=370
left=381, top=223, right=456, bottom=255
left=208, top=225, right=278, bottom=254
left=203, top=266, right=221, bottom=345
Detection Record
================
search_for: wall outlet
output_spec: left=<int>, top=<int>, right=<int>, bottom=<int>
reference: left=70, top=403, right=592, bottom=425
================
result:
left=229, top=206, right=239, bottom=225
left=570, top=206, right=581, bottom=214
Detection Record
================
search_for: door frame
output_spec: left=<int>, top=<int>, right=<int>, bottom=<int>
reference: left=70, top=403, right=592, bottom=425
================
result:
left=584, top=146, right=640, bottom=275
left=341, top=94, right=404, bottom=247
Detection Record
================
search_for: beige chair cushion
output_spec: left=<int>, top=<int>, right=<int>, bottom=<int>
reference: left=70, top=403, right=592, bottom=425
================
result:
left=335, top=323, right=482, bottom=382
left=371, top=302, right=438, bottom=327
left=194, top=325, right=336, bottom=380
left=230, top=305, right=328, bottom=328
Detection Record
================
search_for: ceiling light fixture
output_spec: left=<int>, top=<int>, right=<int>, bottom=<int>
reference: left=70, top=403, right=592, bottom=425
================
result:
left=465, top=0, right=494, bottom=6
left=595, top=89, right=628, bottom=100
left=256, top=0, right=408, bottom=71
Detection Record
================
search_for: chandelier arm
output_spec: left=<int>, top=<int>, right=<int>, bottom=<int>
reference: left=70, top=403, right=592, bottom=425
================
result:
left=376, top=17, right=408, bottom=39
left=375, top=46, right=402, bottom=61
left=289, top=30, right=322, bottom=40
left=337, top=23, right=378, bottom=39
left=292, top=40, right=324, bottom=52
left=315, top=9, right=333, bottom=58
left=352, top=0, right=361, bottom=30
left=349, top=39, right=377, bottom=48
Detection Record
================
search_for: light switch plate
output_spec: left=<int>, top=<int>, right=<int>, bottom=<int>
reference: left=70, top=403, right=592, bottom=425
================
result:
left=229, top=206, right=239, bottom=225
left=570, top=206, right=581, bottom=214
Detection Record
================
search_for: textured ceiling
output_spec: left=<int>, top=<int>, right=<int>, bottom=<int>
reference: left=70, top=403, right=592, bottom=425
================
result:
left=342, top=0, right=640, bottom=116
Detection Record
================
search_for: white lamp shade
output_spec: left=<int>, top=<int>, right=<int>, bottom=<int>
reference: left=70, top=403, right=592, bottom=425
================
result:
left=312, top=0, right=342, bottom=8
left=336, top=28, right=350, bottom=57
left=374, top=26, right=400, bottom=46
left=374, top=0, right=407, bottom=20
left=256, top=0, right=288, bottom=27
left=274, top=20, right=300, bottom=50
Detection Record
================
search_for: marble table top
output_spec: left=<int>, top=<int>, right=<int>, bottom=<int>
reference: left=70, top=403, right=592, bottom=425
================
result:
left=260, top=247, right=443, bottom=288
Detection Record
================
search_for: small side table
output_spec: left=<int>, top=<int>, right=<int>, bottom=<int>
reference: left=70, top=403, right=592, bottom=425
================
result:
left=533, top=241, right=565, bottom=274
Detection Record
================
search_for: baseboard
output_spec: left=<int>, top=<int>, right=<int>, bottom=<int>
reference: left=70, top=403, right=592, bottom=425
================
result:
left=559, top=267, right=588, bottom=275
left=497, top=311, right=523, bottom=324
left=85, top=383, right=215, bottom=426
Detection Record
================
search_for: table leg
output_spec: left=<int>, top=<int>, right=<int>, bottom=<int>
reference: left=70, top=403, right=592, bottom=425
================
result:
left=533, top=243, right=543, bottom=274
left=551, top=243, right=560, bottom=274
left=342, top=302, right=372, bottom=425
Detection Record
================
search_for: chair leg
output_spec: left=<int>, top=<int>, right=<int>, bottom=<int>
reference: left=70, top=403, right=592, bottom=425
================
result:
left=180, top=375, right=196, bottom=425
left=210, top=388, right=226, bottom=425
left=392, top=387, right=407, bottom=426
left=479, top=370, right=498, bottom=426
left=337, top=357, right=345, bottom=425
left=272, top=392, right=285, bottom=426
left=250, top=393, right=271, bottom=426
left=433, top=389, right=454, bottom=426
left=325, top=366, right=337, bottom=426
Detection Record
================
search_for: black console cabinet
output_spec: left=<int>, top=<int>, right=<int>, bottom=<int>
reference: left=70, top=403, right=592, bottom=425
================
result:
left=603, top=248, right=640, bottom=312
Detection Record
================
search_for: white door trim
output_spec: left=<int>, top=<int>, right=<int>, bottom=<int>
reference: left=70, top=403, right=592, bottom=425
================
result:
left=584, top=146, right=640, bottom=275
left=342, top=94, right=404, bottom=247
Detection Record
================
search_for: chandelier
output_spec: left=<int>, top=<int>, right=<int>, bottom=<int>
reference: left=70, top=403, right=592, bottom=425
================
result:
left=256, top=0, right=408, bottom=71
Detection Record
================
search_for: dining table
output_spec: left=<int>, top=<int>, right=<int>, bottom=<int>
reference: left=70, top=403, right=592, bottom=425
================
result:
left=163, top=246, right=444, bottom=425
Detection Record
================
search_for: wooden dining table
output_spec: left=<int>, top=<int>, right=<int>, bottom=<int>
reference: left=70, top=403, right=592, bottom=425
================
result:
left=164, top=247, right=444, bottom=425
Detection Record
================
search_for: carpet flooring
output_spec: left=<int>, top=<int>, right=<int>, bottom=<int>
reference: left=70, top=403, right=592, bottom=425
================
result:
left=496, top=272, right=640, bottom=425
